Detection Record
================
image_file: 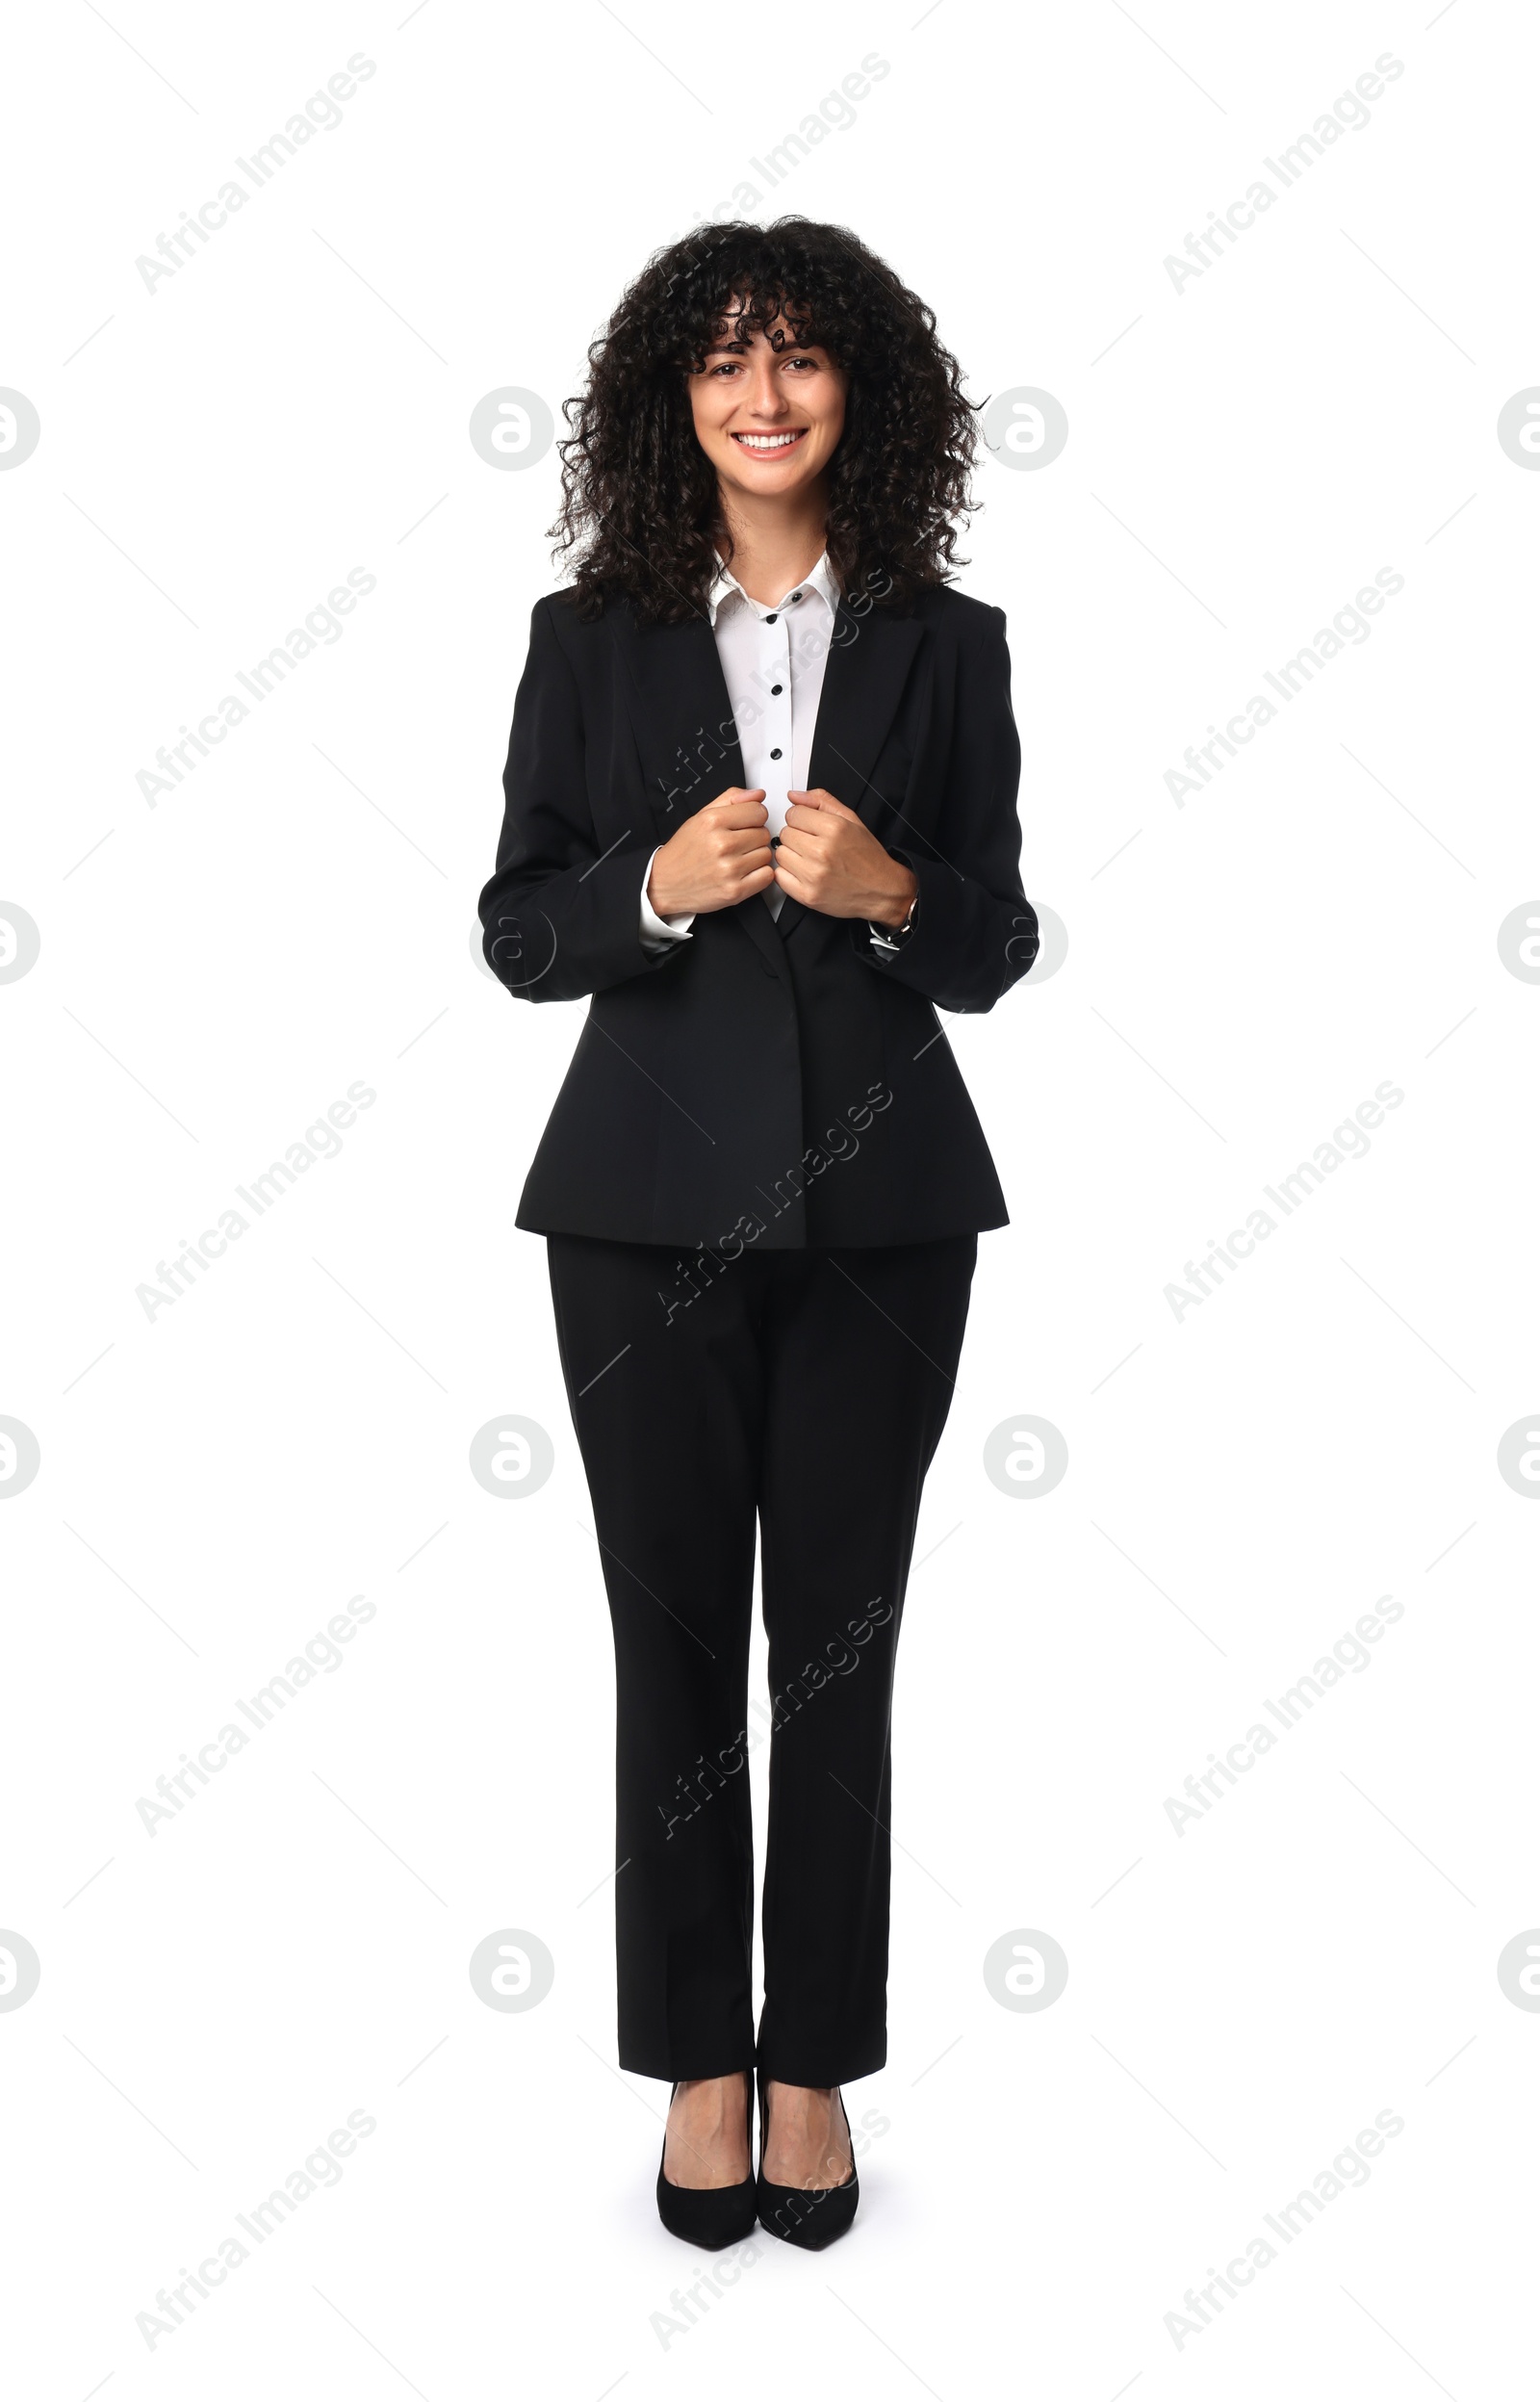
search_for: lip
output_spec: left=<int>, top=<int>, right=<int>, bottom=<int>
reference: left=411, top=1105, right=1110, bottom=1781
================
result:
left=729, top=428, right=808, bottom=455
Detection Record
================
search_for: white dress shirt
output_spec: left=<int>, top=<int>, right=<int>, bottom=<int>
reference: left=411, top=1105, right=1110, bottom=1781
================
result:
left=638, top=553, right=906, bottom=952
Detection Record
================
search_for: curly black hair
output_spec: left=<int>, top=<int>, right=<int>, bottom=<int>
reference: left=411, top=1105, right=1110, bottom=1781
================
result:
left=550, top=218, right=978, bottom=625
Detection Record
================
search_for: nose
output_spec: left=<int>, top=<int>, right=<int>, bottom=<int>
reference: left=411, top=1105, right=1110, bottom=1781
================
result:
left=741, top=356, right=788, bottom=419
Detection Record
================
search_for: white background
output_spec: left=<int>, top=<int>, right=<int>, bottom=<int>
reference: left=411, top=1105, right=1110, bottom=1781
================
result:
left=4, top=0, right=1538, bottom=2393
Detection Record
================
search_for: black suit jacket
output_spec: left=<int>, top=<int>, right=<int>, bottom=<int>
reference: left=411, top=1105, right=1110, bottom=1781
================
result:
left=477, top=582, right=1039, bottom=1249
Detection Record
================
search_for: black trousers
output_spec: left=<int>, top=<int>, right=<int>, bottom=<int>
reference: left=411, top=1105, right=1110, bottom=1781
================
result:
left=546, top=1230, right=976, bottom=2087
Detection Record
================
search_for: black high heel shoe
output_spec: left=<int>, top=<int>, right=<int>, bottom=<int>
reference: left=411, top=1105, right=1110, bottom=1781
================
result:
left=655, top=2075, right=757, bottom=2250
left=755, top=2067, right=860, bottom=2250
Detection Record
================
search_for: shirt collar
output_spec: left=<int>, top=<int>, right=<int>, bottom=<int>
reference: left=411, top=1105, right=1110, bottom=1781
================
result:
left=706, top=549, right=839, bottom=628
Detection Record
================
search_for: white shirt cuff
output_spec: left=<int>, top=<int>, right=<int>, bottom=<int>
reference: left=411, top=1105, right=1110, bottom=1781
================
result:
left=639, top=846, right=695, bottom=947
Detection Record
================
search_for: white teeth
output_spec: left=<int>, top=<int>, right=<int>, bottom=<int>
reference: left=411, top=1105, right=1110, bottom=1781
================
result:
left=735, top=432, right=801, bottom=450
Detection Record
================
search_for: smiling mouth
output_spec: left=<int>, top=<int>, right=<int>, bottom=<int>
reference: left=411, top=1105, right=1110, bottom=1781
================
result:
left=730, top=429, right=808, bottom=453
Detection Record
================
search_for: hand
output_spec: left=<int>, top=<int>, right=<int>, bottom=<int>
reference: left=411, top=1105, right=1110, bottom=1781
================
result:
left=773, top=789, right=918, bottom=925
left=647, top=789, right=773, bottom=917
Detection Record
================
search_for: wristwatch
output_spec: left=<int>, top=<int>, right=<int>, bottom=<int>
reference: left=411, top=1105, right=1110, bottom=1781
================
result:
left=868, top=890, right=917, bottom=954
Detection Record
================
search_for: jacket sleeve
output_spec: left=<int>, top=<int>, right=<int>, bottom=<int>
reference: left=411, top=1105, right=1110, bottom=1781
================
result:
left=477, top=598, right=683, bottom=1003
left=854, top=604, right=1039, bottom=1014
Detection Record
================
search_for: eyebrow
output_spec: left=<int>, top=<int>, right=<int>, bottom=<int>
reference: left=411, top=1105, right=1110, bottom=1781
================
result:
left=704, top=336, right=824, bottom=357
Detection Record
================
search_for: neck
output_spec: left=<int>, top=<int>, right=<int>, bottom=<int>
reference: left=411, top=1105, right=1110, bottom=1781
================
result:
left=716, top=481, right=830, bottom=607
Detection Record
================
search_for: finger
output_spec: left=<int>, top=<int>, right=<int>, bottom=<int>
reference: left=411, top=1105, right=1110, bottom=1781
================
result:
left=706, top=798, right=772, bottom=829
left=709, top=788, right=767, bottom=811
left=797, top=792, right=860, bottom=831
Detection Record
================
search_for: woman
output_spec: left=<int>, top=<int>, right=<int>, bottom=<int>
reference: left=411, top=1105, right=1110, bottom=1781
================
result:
left=478, top=217, right=1038, bottom=2249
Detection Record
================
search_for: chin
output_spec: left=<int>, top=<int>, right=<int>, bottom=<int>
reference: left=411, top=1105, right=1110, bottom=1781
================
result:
left=724, top=456, right=821, bottom=490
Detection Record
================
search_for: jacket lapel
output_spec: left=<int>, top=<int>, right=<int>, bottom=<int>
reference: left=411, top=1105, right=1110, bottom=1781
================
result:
left=608, top=595, right=925, bottom=962
left=610, top=605, right=785, bottom=977
left=776, top=602, right=926, bottom=939
left=612, top=609, right=746, bottom=839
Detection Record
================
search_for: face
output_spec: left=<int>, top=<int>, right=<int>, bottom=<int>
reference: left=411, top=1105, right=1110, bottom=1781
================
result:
left=687, top=309, right=847, bottom=503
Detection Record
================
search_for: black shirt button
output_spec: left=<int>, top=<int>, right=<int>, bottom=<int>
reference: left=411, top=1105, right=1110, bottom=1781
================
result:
left=764, top=613, right=778, bottom=624
left=789, top=592, right=802, bottom=603
left=771, top=684, right=783, bottom=695
left=769, top=747, right=783, bottom=760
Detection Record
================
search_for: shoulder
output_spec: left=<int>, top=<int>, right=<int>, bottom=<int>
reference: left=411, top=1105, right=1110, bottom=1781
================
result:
left=528, top=583, right=627, bottom=641
left=906, top=588, right=1014, bottom=727
left=908, top=583, right=1008, bottom=648
left=521, top=584, right=639, bottom=680
left=903, top=586, right=1011, bottom=686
